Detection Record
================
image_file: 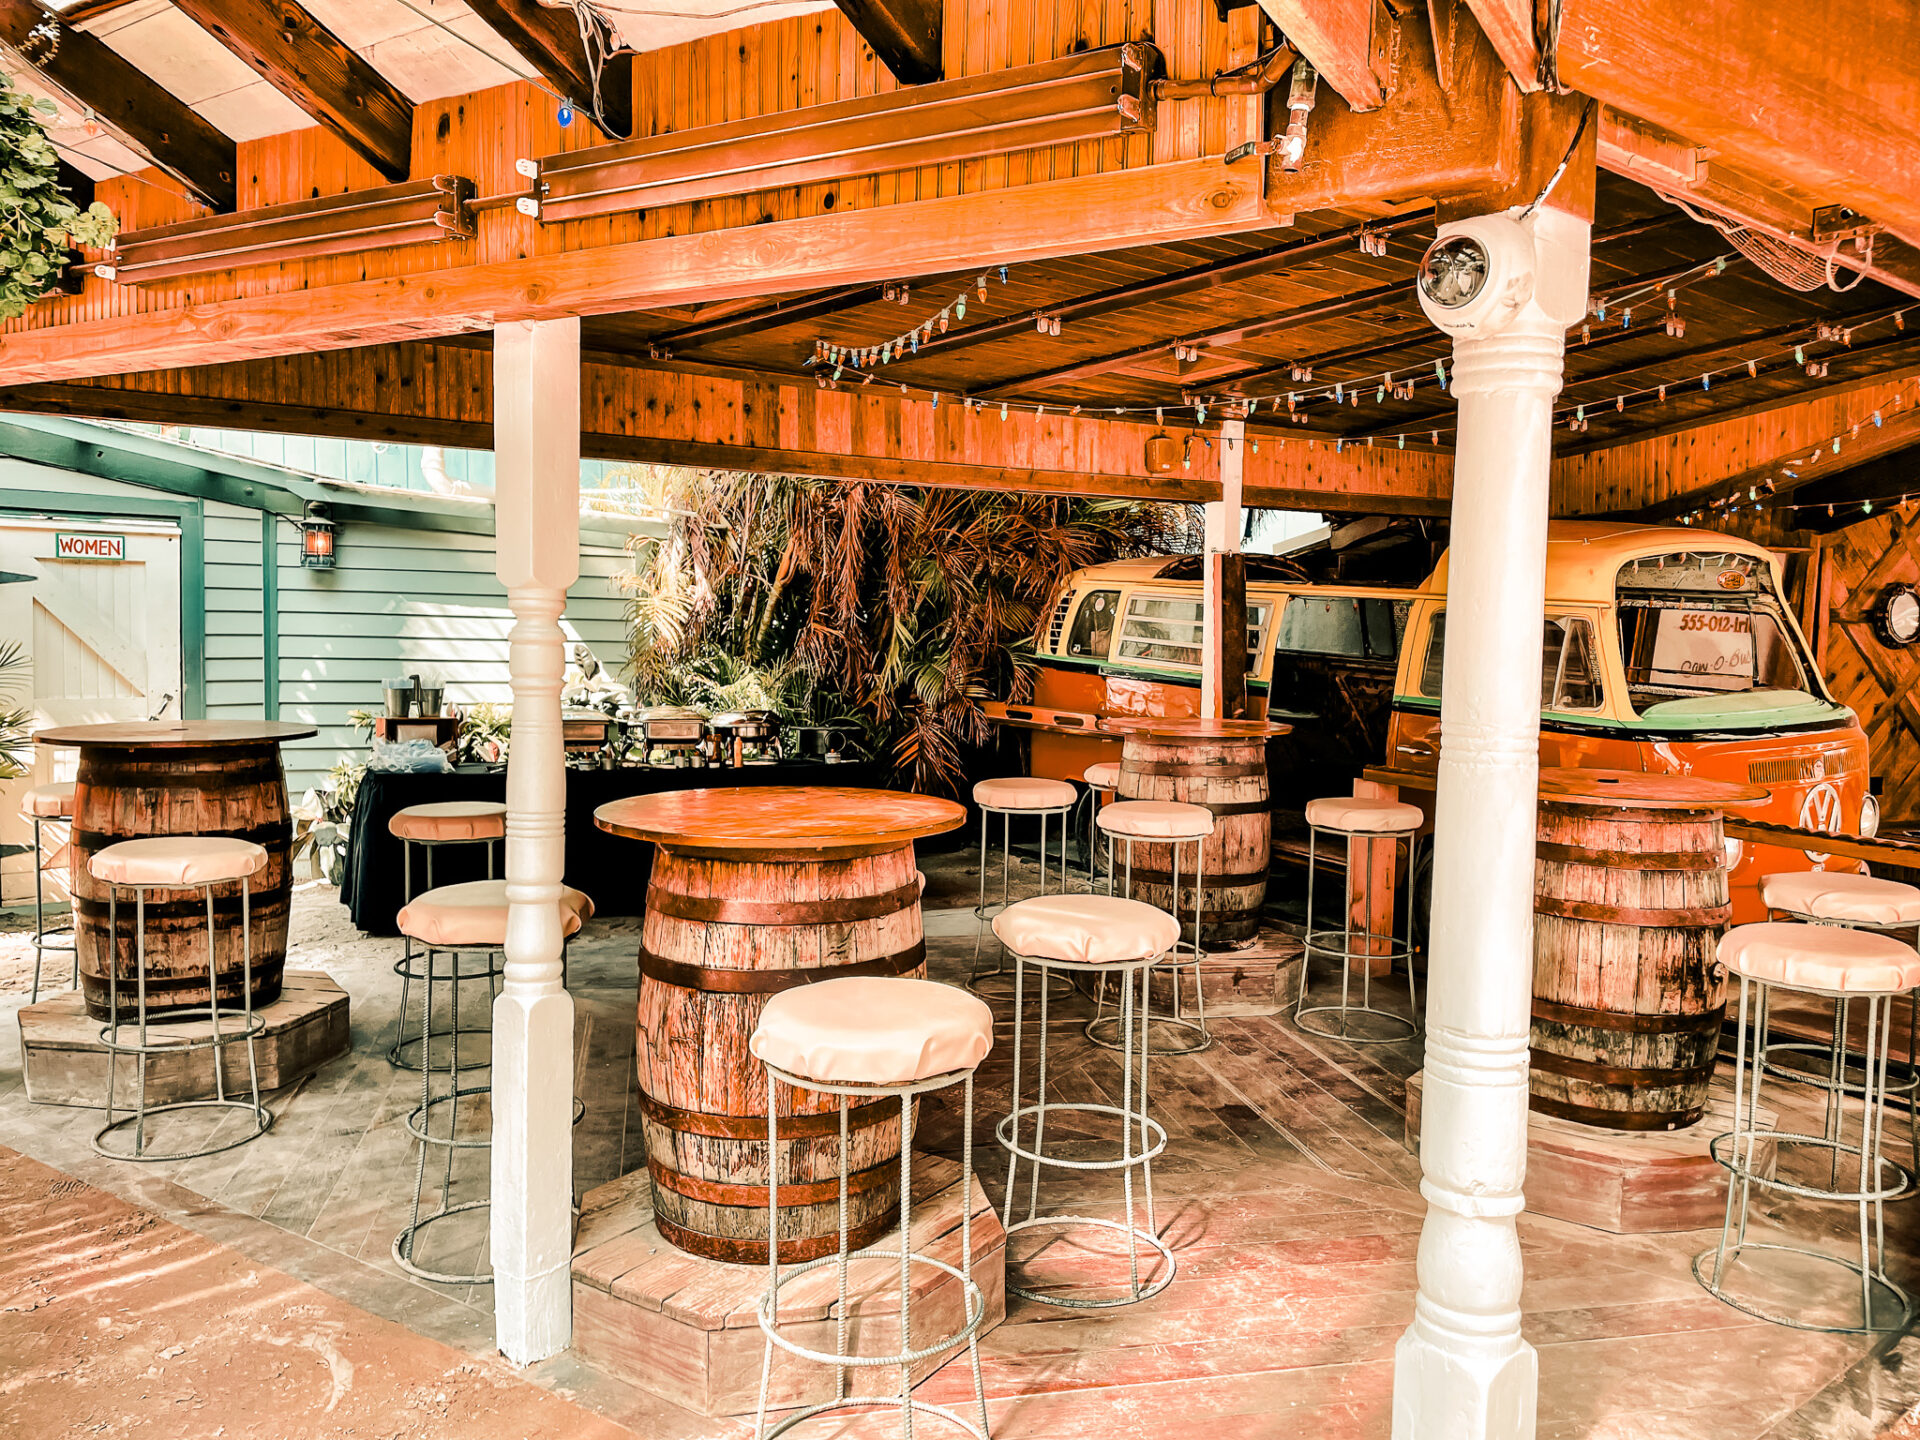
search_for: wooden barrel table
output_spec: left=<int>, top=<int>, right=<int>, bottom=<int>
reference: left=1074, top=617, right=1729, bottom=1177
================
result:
left=1106, top=717, right=1291, bottom=950
left=1529, top=768, right=1767, bottom=1131
left=595, top=786, right=966, bottom=1265
left=36, top=721, right=316, bottom=1023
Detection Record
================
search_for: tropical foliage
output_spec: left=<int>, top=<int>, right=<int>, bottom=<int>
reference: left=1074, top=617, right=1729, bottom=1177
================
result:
left=624, top=470, right=1190, bottom=793
left=0, top=74, right=116, bottom=321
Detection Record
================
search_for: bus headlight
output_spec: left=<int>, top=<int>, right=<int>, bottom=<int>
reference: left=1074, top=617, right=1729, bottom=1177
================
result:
left=1723, top=836, right=1744, bottom=873
left=1861, top=793, right=1881, bottom=838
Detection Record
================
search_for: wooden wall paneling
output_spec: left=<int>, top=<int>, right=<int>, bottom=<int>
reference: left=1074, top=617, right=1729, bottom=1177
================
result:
left=1821, top=515, right=1920, bottom=823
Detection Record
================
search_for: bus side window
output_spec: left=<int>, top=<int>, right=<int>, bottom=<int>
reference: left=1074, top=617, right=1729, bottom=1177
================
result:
left=1419, top=612, right=1446, bottom=695
left=1067, top=590, right=1121, bottom=659
left=1543, top=616, right=1604, bottom=711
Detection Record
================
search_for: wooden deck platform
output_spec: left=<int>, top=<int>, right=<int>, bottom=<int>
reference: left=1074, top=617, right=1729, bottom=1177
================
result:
left=0, top=866, right=1916, bottom=1439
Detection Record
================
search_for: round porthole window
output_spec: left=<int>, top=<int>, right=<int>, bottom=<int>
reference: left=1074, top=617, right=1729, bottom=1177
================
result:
left=1874, top=583, right=1920, bottom=647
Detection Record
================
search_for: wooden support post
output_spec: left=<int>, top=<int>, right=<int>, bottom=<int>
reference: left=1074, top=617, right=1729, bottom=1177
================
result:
left=490, top=317, right=580, bottom=1364
left=1203, top=417, right=1248, bottom=720
left=1347, top=777, right=1397, bottom=976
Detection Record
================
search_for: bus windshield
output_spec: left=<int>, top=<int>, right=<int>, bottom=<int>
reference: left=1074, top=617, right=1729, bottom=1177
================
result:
left=1614, top=551, right=1832, bottom=723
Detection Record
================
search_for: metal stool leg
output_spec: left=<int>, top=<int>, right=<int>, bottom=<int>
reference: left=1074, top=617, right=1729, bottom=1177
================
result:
left=1294, top=823, right=1419, bottom=1044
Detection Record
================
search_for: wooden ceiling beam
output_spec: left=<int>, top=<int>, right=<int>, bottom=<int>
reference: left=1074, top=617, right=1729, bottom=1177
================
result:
left=0, top=0, right=237, bottom=209
left=832, top=0, right=941, bottom=85
left=1558, top=0, right=1920, bottom=241
left=1253, top=0, right=1387, bottom=110
left=1460, top=0, right=1540, bottom=93
left=0, top=157, right=1271, bottom=384
left=1596, top=108, right=1920, bottom=303
left=463, top=0, right=632, bottom=138
left=644, top=284, right=889, bottom=354
left=891, top=212, right=1434, bottom=370
left=170, top=0, right=414, bottom=182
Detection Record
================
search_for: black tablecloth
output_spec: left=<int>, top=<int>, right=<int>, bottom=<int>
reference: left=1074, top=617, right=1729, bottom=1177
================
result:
left=341, top=761, right=887, bottom=935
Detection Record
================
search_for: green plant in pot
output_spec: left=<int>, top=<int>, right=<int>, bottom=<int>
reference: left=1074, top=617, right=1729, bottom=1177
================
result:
left=0, top=75, right=116, bottom=320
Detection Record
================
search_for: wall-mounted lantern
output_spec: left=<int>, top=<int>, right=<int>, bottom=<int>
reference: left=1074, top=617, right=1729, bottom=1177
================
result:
left=300, top=501, right=337, bottom=570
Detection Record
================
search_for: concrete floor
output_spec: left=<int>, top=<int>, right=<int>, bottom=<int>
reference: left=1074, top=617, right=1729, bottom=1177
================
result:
left=4, top=856, right=1920, bottom=1438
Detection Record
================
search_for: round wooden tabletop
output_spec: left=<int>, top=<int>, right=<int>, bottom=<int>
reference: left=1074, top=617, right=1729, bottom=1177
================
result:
left=36, top=720, right=319, bottom=748
left=1102, top=716, right=1294, bottom=739
left=595, top=786, right=968, bottom=859
left=1537, top=767, right=1769, bottom=810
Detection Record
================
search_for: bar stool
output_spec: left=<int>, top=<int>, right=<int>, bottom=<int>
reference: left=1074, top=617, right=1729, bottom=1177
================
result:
left=391, top=878, right=593, bottom=1284
left=21, top=781, right=76, bottom=1004
left=90, top=836, right=274, bottom=1163
left=1075, top=761, right=1121, bottom=887
left=1761, top=870, right=1920, bottom=1181
left=748, top=975, right=994, bottom=1440
left=386, top=801, right=507, bottom=1068
left=1294, top=795, right=1424, bottom=1044
left=1696, top=922, right=1920, bottom=1332
left=969, top=776, right=1076, bottom=997
left=1087, top=799, right=1215, bottom=1056
left=995, top=892, right=1180, bottom=1307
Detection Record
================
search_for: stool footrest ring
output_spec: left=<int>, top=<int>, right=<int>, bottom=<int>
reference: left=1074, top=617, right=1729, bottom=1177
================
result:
left=1002, top=1215, right=1175, bottom=1308
left=93, top=1098, right=273, bottom=1163
left=758, top=1250, right=985, bottom=1368
left=1708, top=1129, right=1912, bottom=1203
left=762, top=1397, right=987, bottom=1440
left=1295, top=1002, right=1418, bottom=1044
left=1692, top=1243, right=1912, bottom=1334
left=1084, top=1012, right=1211, bottom=1056
left=393, top=1199, right=493, bottom=1285
left=996, top=1102, right=1167, bottom=1170
left=405, top=1084, right=496, bottom=1148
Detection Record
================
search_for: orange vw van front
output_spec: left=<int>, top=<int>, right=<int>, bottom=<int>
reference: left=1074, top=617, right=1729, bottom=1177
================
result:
left=1386, top=522, right=1873, bottom=920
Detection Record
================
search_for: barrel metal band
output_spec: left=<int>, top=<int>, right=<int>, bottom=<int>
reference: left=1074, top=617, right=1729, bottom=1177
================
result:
left=653, top=1211, right=894, bottom=1265
left=1534, top=894, right=1731, bottom=928
left=639, top=940, right=927, bottom=994
left=1124, top=759, right=1266, bottom=779
left=645, top=879, right=922, bottom=927
left=1534, top=840, right=1717, bottom=871
left=1528, top=1093, right=1705, bottom=1131
left=1527, top=1047, right=1718, bottom=1089
left=637, top=1088, right=896, bottom=1139
left=647, top=1154, right=893, bottom=1208
left=1531, top=997, right=1726, bottom=1036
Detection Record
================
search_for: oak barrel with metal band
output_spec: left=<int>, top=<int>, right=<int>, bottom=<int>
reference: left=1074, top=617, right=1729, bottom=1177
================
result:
left=1117, top=732, right=1273, bottom=948
left=71, top=741, right=294, bottom=1021
left=634, top=845, right=926, bottom=1263
left=1529, top=796, right=1734, bottom=1130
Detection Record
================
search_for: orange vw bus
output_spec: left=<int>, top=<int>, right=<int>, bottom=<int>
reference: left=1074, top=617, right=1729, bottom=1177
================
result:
left=1023, top=522, right=1873, bottom=920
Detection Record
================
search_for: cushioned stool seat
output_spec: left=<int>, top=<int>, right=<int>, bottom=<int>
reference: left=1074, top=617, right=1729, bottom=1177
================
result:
left=397, top=879, right=595, bottom=948
left=1097, top=799, right=1214, bottom=839
left=21, top=781, right=75, bottom=819
left=1305, top=795, right=1423, bottom=833
left=390, top=800, right=508, bottom=843
left=90, top=836, right=268, bottom=888
left=751, top=976, right=992, bottom=1086
left=1083, top=761, right=1121, bottom=791
left=1762, top=871, right=1920, bottom=927
left=996, top=893, right=1180, bottom=966
left=973, top=776, right=1077, bottom=811
left=1721, top=922, right=1920, bottom=994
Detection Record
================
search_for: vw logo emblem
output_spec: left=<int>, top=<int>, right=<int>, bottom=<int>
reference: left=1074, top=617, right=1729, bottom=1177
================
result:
left=1800, top=781, right=1843, bottom=863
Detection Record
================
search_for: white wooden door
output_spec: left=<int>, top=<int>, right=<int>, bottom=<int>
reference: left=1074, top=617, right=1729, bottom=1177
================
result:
left=0, top=518, right=183, bottom=903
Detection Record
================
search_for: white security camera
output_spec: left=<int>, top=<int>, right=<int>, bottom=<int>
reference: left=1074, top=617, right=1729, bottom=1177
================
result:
left=1415, top=214, right=1537, bottom=340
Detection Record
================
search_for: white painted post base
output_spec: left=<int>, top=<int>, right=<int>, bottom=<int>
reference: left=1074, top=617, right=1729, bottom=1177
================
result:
left=490, top=318, right=583, bottom=1365
left=1392, top=206, right=1590, bottom=1440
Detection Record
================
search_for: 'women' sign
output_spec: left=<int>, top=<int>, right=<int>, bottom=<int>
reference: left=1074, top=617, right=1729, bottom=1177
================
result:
left=53, top=533, right=125, bottom=561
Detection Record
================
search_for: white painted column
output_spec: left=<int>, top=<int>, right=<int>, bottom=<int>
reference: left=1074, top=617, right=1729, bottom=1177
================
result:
left=1393, top=207, right=1590, bottom=1440
left=1201, top=416, right=1246, bottom=718
left=491, top=316, right=581, bottom=1364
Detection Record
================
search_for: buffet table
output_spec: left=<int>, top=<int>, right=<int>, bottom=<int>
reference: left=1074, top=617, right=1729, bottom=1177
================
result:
left=341, top=760, right=884, bottom=934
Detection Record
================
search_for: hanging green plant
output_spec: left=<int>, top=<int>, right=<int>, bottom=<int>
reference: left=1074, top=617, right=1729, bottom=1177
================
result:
left=0, top=73, right=116, bottom=321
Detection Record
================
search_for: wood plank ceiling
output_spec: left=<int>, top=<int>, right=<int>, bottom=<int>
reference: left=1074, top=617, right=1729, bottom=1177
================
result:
left=573, top=171, right=1920, bottom=457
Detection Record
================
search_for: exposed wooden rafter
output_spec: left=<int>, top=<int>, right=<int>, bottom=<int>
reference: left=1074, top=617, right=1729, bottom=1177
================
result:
left=1253, top=0, right=1388, bottom=110
left=0, top=0, right=237, bottom=209
left=1559, top=0, right=1920, bottom=240
left=1461, top=0, right=1539, bottom=92
left=644, top=284, right=889, bottom=354
left=463, top=0, right=632, bottom=138
left=832, top=0, right=941, bottom=85
left=170, top=0, right=414, bottom=182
